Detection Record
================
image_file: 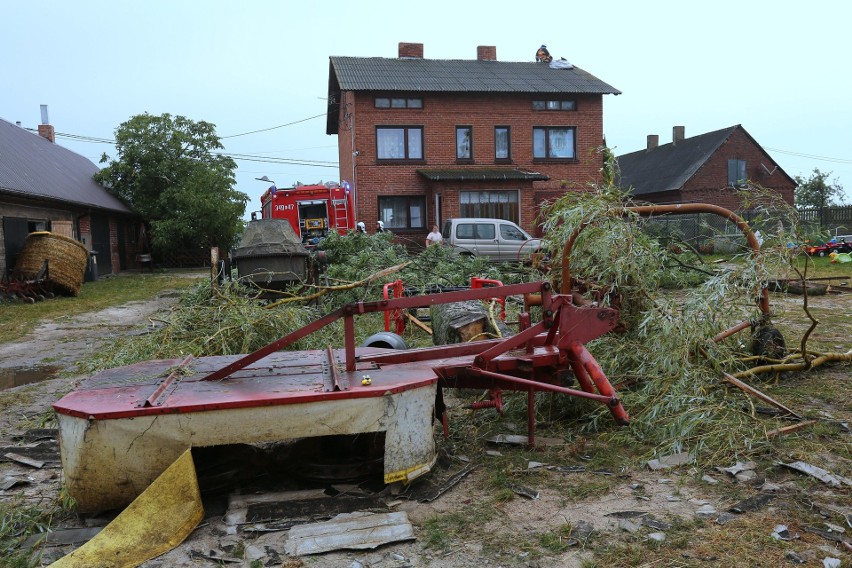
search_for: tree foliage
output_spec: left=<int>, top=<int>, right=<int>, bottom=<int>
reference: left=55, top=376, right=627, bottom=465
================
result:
left=794, top=167, right=846, bottom=209
left=95, top=113, right=249, bottom=254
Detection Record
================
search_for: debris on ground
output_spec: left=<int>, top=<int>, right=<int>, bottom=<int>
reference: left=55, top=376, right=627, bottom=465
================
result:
left=284, top=511, right=415, bottom=556
left=771, top=524, right=798, bottom=541
left=729, top=493, right=774, bottom=514
left=486, top=433, right=565, bottom=447
left=507, top=482, right=540, bottom=500
left=782, top=461, right=852, bottom=487
left=646, top=451, right=691, bottom=470
left=46, top=449, right=202, bottom=567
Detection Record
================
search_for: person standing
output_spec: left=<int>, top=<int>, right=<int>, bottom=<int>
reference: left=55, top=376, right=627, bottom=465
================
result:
left=355, top=221, right=366, bottom=233
left=425, top=225, right=442, bottom=246
left=376, top=220, right=386, bottom=233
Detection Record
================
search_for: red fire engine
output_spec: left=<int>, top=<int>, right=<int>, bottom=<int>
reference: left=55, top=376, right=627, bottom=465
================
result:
left=260, top=181, right=355, bottom=244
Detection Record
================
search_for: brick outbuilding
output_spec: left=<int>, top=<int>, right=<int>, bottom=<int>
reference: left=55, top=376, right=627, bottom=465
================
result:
left=617, top=125, right=796, bottom=211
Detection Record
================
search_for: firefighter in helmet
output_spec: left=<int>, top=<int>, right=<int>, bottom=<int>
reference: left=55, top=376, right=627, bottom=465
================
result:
left=356, top=221, right=366, bottom=234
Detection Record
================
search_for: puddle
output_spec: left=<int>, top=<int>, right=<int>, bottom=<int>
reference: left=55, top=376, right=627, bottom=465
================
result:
left=0, top=366, right=60, bottom=391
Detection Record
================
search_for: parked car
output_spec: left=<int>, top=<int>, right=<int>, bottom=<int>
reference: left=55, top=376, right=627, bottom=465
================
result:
left=442, top=218, right=541, bottom=262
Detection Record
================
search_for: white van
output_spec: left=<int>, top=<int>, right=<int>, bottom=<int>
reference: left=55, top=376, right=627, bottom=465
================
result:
left=442, top=218, right=541, bottom=262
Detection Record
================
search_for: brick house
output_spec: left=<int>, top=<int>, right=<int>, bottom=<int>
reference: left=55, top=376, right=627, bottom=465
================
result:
left=616, top=125, right=796, bottom=211
left=0, top=116, right=140, bottom=277
left=326, top=42, right=620, bottom=240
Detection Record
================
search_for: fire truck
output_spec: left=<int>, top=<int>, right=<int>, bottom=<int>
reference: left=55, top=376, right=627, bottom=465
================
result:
left=260, top=181, right=355, bottom=244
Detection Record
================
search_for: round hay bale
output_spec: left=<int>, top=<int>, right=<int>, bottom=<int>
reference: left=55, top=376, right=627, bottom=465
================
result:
left=13, top=231, right=89, bottom=296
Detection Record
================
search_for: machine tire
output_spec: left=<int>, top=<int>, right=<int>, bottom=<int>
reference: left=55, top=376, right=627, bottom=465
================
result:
left=361, top=332, right=408, bottom=350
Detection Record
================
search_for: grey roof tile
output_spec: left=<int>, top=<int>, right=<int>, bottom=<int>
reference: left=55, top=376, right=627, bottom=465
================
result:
left=0, top=118, right=131, bottom=213
left=616, top=126, right=739, bottom=195
left=329, top=56, right=620, bottom=95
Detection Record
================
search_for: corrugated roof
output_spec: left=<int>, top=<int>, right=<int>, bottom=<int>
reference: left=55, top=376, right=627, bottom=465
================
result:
left=417, top=168, right=549, bottom=182
left=616, top=126, right=739, bottom=195
left=0, top=118, right=132, bottom=213
left=327, top=56, right=620, bottom=134
left=329, top=56, right=621, bottom=95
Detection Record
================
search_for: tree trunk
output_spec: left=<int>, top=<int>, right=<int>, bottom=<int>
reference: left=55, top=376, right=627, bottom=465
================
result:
left=431, top=300, right=512, bottom=345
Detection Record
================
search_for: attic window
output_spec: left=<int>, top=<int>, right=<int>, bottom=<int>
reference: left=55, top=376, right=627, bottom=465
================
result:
left=375, top=97, right=423, bottom=109
left=532, top=100, right=576, bottom=111
left=728, top=159, right=747, bottom=188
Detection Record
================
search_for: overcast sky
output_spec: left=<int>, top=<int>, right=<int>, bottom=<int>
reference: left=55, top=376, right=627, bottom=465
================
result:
left=4, top=0, right=850, bottom=216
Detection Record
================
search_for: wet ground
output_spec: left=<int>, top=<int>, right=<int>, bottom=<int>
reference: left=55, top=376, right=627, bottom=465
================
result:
left=0, top=283, right=850, bottom=567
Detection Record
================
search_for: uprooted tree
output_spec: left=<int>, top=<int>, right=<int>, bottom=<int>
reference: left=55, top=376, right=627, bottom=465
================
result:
left=81, top=180, right=850, bottom=463
left=95, top=113, right=249, bottom=256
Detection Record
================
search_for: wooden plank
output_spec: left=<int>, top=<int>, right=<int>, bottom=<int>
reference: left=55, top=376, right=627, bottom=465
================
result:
left=406, top=311, right=433, bottom=335
left=766, top=420, right=817, bottom=438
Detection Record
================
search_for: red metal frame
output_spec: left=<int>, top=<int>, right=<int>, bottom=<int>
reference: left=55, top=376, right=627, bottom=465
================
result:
left=382, top=279, right=406, bottom=334
left=470, top=277, right=506, bottom=320
left=199, top=280, right=628, bottom=446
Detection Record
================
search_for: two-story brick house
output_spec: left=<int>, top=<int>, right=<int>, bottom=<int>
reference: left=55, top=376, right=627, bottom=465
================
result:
left=616, top=125, right=796, bottom=210
left=326, top=42, right=620, bottom=240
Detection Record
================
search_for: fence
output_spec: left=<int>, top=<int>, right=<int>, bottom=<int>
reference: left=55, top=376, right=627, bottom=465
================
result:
left=796, top=205, right=852, bottom=238
left=641, top=209, right=790, bottom=254
left=640, top=205, right=852, bottom=253
left=155, top=248, right=211, bottom=269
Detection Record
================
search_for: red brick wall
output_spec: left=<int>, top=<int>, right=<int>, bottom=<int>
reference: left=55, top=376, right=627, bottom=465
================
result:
left=680, top=128, right=795, bottom=211
left=339, top=90, right=607, bottom=237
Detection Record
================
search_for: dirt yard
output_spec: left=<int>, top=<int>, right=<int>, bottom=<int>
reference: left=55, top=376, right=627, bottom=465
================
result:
left=0, top=282, right=850, bottom=567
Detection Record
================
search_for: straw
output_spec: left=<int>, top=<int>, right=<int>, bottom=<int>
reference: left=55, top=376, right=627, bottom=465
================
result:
left=13, top=231, right=89, bottom=296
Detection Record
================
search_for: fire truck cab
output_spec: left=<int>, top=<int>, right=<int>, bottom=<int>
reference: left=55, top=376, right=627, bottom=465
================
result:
left=260, top=181, right=355, bottom=244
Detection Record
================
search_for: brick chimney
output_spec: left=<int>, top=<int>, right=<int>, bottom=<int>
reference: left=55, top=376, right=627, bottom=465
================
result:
left=477, top=45, right=497, bottom=61
left=398, top=42, right=424, bottom=59
left=38, top=104, right=55, bottom=143
left=672, top=126, right=685, bottom=146
left=38, top=124, right=55, bottom=143
left=647, top=134, right=659, bottom=151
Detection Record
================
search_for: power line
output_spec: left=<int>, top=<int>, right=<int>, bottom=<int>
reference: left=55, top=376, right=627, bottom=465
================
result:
left=766, top=147, right=852, bottom=165
left=220, top=113, right=327, bottom=139
left=221, top=153, right=338, bottom=168
left=39, top=129, right=337, bottom=167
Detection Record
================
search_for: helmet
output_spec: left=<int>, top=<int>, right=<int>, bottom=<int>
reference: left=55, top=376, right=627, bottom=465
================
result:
left=356, top=221, right=366, bottom=232
left=377, top=221, right=384, bottom=230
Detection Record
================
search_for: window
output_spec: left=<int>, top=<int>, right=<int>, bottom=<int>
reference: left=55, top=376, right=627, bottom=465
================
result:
left=728, top=159, right=747, bottom=187
left=378, top=195, right=426, bottom=229
left=533, top=127, right=576, bottom=159
left=460, top=191, right=520, bottom=223
left=495, top=126, right=510, bottom=160
left=500, top=223, right=527, bottom=241
left=456, top=126, right=472, bottom=160
left=455, top=223, right=495, bottom=240
left=377, top=127, right=423, bottom=160
left=532, top=100, right=576, bottom=111
left=375, top=97, right=422, bottom=108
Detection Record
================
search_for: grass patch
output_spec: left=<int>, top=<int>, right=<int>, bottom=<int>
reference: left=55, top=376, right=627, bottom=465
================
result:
left=423, top=509, right=481, bottom=551
left=0, top=498, right=65, bottom=568
left=0, top=271, right=204, bottom=344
